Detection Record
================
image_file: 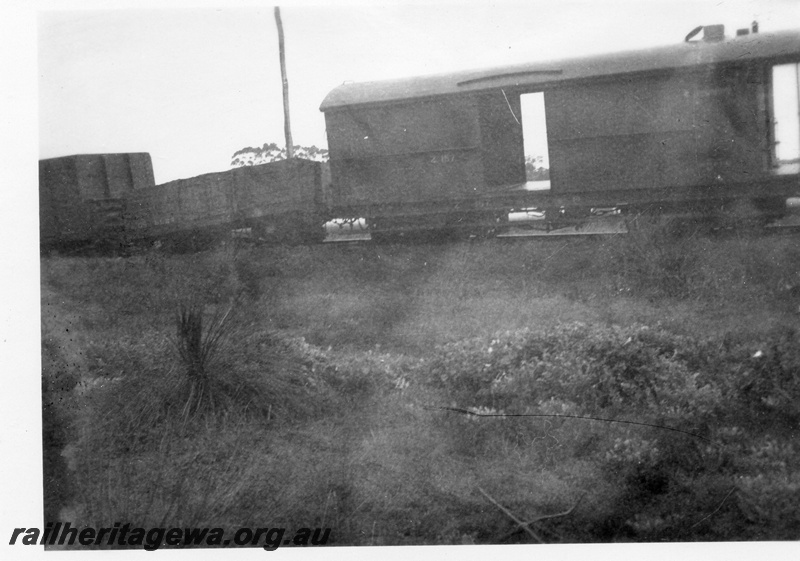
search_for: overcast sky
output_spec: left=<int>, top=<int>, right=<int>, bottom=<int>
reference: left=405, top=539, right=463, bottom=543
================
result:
left=37, top=0, right=800, bottom=184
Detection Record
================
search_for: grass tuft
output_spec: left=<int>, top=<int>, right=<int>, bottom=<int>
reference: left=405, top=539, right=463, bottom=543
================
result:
left=173, top=300, right=237, bottom=421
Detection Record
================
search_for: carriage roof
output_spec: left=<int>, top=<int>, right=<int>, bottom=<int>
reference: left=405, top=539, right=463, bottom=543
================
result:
left=320, top=29, right=800, bottom=111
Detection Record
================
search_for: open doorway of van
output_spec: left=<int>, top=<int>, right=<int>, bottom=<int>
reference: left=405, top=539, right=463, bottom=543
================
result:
left=520, top=92, right=551, bottom=190
left=772, top=62, right=800, bottom=175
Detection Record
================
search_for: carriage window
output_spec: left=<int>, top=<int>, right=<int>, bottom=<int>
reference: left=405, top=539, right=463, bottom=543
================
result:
left=520, top=92, right=550, bottom=189
left=772, top=63, right=800, bottom=174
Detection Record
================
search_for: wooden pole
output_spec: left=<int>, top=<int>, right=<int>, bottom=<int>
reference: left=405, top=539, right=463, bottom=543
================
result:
left=274, top=6, right=294, bottom=159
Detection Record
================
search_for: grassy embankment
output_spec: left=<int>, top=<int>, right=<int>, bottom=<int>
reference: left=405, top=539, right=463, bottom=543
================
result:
left=41, top=221, right=800, bottom=545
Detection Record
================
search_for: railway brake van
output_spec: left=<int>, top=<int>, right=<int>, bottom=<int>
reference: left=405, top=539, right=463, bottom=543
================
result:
left=320, top=25, right=800, bottom=235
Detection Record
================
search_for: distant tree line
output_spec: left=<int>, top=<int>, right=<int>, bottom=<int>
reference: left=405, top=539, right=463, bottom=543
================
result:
left=232, top=144, right=548, bottom=182
left=231, top=143, right=329, bottom=167
left=525, top=155, right=550, bottom=181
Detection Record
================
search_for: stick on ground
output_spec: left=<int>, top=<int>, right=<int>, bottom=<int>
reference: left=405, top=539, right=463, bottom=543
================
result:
left=477, top=486, right=544, bottom=544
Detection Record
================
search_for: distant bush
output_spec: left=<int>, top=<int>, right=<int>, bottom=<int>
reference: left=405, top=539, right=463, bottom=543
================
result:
left=231, top=142, right=329, bottom=167
left=525, top=155, right=549, bottom=181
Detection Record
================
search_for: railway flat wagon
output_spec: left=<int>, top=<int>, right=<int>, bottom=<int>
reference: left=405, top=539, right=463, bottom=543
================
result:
left=39, top=153, right=155, bottom=246
left=320, top=25, right=800, bottom=235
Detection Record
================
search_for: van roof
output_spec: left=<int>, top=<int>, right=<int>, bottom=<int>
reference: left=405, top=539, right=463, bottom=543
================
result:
left=320, top=29, right=800, bottom=111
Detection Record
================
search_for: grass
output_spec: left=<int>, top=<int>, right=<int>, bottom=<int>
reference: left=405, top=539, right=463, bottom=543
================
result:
left=40, top=221, right=800, bottom=546
left=172, top=300, right=238, bottom=421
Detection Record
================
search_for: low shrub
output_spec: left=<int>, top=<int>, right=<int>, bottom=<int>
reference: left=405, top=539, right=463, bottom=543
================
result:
left=729, top=327, right=800, bottom=423
left=421, top=320, right=800, bottom=541
left=425, top=323, right=721, bottom=425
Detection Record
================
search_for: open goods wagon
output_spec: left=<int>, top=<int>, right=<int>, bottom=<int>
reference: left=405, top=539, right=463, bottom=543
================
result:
left=124, top=158, right=326, bottom=245
left=39, top=156, right=326, bottom=248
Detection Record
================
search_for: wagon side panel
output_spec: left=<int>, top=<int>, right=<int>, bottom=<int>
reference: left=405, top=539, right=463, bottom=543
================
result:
left=126, top=153, right=156, bottom=191
left=38, top=157, right=88, bottom=243
left=233, top=158, right=321, bottom=220
left=546, top=72, right=705, bottom=194
left=325, top=97, right=485, bottom=212
left=691, top=63, right=768, bottom=184
left=546, top=65, right=770, bottom=195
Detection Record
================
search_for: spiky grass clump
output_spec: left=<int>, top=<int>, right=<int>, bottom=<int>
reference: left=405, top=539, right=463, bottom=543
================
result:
left=173, top=300, right=236, bottom=422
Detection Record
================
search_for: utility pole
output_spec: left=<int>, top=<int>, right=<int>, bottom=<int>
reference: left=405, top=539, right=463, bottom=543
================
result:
left=274, top=6, right=294, bottom=159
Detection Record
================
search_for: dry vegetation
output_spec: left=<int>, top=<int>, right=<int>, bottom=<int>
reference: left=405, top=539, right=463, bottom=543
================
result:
left=41, top=220, right=800, bottom=546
